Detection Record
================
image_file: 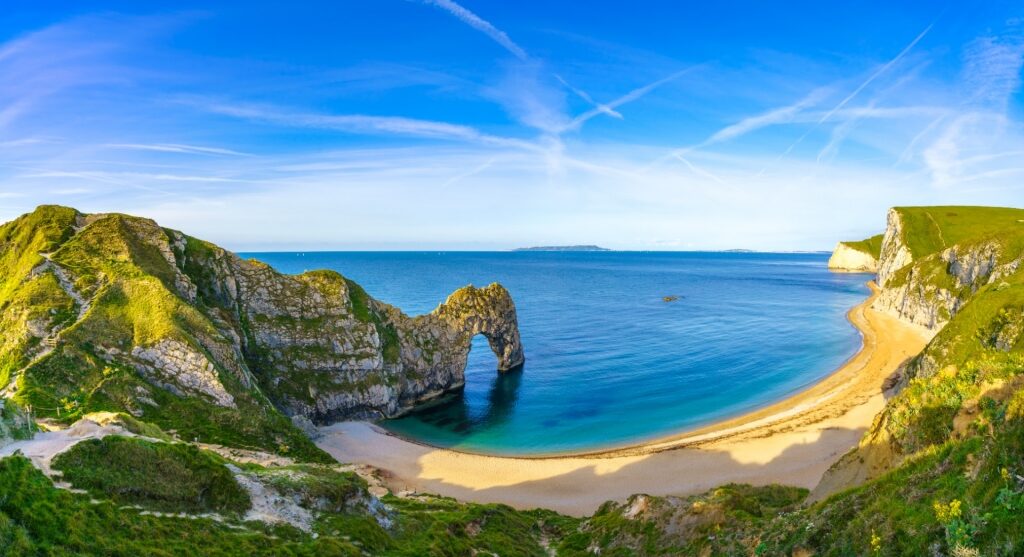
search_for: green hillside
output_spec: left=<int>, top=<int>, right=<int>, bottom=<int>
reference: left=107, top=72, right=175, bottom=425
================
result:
left=893, top=206, right=1024, bottom=259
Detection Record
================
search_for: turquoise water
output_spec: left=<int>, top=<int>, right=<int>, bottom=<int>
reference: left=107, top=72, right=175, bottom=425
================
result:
left=243, top=252, right=870, bottom=456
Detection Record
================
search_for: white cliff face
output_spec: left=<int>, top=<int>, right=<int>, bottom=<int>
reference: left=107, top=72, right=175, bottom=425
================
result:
left=827, top=242, right=878, bottom=272
left=876, top=208, right=913, bottom=288
left=869, top=209, right=1023, bottom=335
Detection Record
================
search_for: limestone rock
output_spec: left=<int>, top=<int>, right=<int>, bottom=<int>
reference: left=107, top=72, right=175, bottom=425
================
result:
left=2, top=206, right=526, bottom=437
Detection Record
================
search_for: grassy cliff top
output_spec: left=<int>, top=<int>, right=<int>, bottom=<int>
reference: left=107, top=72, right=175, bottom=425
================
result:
left=839, top=233, right=884, bottom=259
left=894, top=206, right=1024, bottom=258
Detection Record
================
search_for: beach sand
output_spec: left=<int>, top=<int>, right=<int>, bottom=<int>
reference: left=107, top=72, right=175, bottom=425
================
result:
left=316, top=282, right=931, bottom=516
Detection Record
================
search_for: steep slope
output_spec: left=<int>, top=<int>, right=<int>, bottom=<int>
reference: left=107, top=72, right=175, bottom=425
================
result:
left=874, top=206, right=1024, bottom=331
left=552, top=206, right=1024, bottom=556
left=812, top=207, right=1024, bottom=499
left=827, top=233, right=883, bottom=272
left=0, top=206, right=523, bottom=459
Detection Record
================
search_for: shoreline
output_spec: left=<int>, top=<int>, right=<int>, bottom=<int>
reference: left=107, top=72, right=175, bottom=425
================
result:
left=316, top=282, right=932, bottom=515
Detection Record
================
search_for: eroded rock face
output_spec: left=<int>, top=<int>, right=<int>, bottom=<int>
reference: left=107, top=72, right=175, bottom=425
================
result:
left=131, top=340, right=236, bottom=408
left=827, top=242, right=878, bottom=272
left=178, top=241, right=525, bottom=423
left=1, top=207, right=526, bottom=429
left=869, top=211, right=1022, bottom=334
left=876, top=208, right=913, bottom=288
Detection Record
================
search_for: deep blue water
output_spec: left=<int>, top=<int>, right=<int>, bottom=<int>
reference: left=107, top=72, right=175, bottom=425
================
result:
left=241, top=251, right=870, bottom=456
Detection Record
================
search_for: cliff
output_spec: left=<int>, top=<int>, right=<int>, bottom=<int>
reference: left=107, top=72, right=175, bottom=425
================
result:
left=826, top=234, right=882, bottom=272
left=814, top=206, right=1024, bottom=499
left=0, top=206, right=523, bottom=456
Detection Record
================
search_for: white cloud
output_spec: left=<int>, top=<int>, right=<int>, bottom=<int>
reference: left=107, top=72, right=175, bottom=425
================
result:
left=104, top=143, right=252, bottom=157
left=202, top=101, right=541, bottom=151
left=961, top=34, right=1024, bottom=109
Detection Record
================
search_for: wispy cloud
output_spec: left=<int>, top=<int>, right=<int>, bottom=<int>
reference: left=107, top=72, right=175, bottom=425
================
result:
left=201, top=101, right=540, bottom=150
left=961, top=34, right=1024, bottom=109
left=695, top=87, right=831, bottom=148
left=776, top=22, right=935, bottom=160
left=816, top=23, right=934, bottom=125
left=104, top=143, right=252, bottom=157
left=419, top=0, right=624, bottom=127
left=442, top=157, right=496, bottom=186
left=673, top=154, right=725, bottom=184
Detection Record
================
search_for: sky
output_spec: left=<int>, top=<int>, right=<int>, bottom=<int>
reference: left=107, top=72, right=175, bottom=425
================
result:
left=0, top=1, right=1022, bottom=251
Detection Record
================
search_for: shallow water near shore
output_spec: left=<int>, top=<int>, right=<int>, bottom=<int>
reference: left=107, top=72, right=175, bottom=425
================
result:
left=243, top=251, right=869, bottom=456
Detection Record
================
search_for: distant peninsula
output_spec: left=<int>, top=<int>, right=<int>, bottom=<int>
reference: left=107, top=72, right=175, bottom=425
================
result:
left=513, top=245, right=611, bottom=252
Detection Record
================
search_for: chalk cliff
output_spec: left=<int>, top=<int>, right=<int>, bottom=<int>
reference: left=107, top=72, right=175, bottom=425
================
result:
left=827, top=241, right=879, bottom=272
left=815, top=206, right=1024, bottom=501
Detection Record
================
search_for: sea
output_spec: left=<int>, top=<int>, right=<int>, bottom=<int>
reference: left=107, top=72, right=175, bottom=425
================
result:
left=242, top=251, right=870, bottom=456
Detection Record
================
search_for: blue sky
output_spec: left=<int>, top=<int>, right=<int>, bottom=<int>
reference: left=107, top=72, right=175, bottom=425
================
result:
left=1, top=1, right=1022, bottom=250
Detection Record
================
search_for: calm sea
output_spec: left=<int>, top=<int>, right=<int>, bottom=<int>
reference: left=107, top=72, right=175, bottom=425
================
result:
left=242, top=251, right=869, bottom=455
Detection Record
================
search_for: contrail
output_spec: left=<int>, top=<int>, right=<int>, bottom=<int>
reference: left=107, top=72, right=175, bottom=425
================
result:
left=774, top=21, right=934, bottom=162
left=422, top=0, right=528, bottom=60
left=419, top=0, right=624, bottom=124
left=563, top=66, right=700, bottom=132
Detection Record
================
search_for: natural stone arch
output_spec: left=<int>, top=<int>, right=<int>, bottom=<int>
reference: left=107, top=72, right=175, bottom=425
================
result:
left=432, top=283, right=525, bottom=372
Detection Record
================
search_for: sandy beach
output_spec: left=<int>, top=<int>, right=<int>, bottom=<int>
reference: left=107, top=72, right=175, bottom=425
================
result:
left=316, top=282, right=931, bottom=516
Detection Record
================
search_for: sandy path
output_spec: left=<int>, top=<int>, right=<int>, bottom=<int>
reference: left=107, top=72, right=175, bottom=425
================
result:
left=316, top=282, right=931, bottom=516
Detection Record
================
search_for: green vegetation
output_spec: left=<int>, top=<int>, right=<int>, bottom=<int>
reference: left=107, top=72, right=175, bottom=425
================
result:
left=893, top=206, right=1024, bottom=260
left=554, top=484, right=808, bottom=556
left=4, top=204, right=1024, bottom=555
left=345, top=278, right=401, bottom=364
left=0, top=453, right=581, bottom=556
left=255, top=464, right=368, bottom=513
left=0, top=400, right=34, bottom=441
left=840, top=233, right=884, bottom=259
left=52, top=436, right=251, bottom=515
left=0, top=455, right=369, bottom=556
left=0, top=206, right=330, bottom=462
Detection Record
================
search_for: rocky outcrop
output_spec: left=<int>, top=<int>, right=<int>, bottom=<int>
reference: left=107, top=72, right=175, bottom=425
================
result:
left=876, top=209, right=913, bottom=288
left=814, top=206, right=1024, bottom=501
left=870, top=209, right=1022, bottom=333
left=177, top=240, right=525, bottom=422
left=0, top=206, right=526, bottom=435
left=131, top=340, right=236, bottom=408
left=827, top=242, right=878, bottom=272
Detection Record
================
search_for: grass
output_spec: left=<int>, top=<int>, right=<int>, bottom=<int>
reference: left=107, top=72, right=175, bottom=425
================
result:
left=5, top=203, right=1024, bottom=554
left=840, top=233, right=884, bottom=259
left=2, top=453, right=581, bottom=556
left=0, top=400, right=34, bottom=441
left=255, top=464, right=368, bottom=513
left=52, top=436, right=251, bottom=515
left=894, top=206, right=1024, bottom=260
left=0, top=454, right=368, bottom=556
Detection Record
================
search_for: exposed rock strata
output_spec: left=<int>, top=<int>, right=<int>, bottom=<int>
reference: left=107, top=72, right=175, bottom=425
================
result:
left=1, top=207, right=525, bottom=430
